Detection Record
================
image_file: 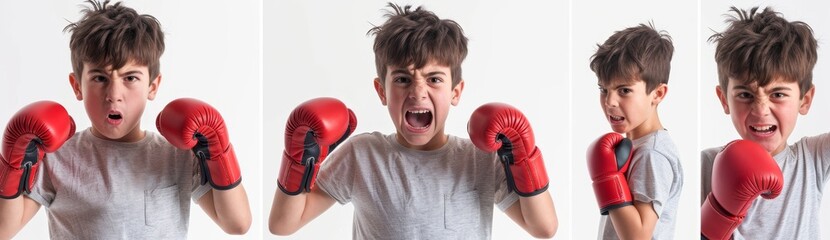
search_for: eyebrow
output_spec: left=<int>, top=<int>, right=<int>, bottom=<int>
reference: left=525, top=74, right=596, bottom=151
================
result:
left=732, top=85, right=792, bottom=92
left=597, top=83, right=632, bottom=89
left=390, top=69, right=411, bottom=75
left=425, top=71, right=447, bottom=77
left=85, top=69, right=145, bottom=76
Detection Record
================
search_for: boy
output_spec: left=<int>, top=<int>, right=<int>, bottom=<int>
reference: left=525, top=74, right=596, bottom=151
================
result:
left=586, top=23, right=683, bottom=239
left=269, top=3, right=558, bottom=239
left=0, top=1, right=251, bottom=238
left=701, top=6, right=823, bottom=239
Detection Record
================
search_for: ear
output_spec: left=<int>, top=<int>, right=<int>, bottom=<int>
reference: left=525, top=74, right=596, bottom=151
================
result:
left=148, top=74, right=161, bottom=100
left=650, top=83, right=667, bottom=106
left=373, top=77, right=387, bottom=106
left=799, top=85, right=815, bottom=115
left=451, top=80, right=464, bottom=106
left=69, top=73, right=83, bottom=100
left=715, top=85, right=730, bottom=114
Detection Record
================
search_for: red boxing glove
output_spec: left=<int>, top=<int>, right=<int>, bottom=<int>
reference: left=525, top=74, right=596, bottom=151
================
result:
left=586, top=132, right=633, bottom=215
left=1, top=101, right=75, bottom=198
left=278, top=98, right=356, bottom=195
left=468, top=103, right=548, bottom=197
left=156, top=98, right=241, bottom=190
left=701, top=140, right=783, bottom=240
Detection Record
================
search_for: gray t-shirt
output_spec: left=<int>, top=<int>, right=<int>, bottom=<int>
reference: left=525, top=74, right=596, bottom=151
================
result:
left=27, top=128, right=211, bottom=239
left=701, top=133, right=830, bottom=239
left=316, top=132, right=519, bottom=239
left=598, top=130, right=683, bottom=240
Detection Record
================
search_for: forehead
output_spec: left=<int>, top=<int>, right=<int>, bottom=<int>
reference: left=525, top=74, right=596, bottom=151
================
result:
left=598, top=77, right=643, bottom=88
left=387, top=61, right=451, bottom=74
left=82, top=60, right=149, bottom=72
left=727, top=76, right=799, bottom=90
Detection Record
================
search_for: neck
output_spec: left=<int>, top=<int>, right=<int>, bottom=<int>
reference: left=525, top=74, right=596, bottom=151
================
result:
left=627, top=113, right=663, bottom=140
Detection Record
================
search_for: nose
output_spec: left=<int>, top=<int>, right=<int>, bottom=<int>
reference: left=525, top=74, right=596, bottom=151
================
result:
left=750, top=98, right=771, bottom=117
left=408, top=79, right=428, bottom=101
left=105, top=81, right=124, bottom=103
left=603, top=92, right=618, bottom=108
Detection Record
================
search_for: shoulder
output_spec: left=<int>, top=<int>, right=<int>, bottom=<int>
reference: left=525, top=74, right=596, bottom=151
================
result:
left=447, top=134, right=496, bottom=162
left=632, top=131, right=678, bottom=164
left=146, top=131, right=194, bottom=159
left=337, top=131, right=389, bottom=150
left=793, top=132, right=830, bottom=150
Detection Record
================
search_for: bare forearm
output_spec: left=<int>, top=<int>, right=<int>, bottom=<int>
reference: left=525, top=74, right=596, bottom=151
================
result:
left=505, top=191, right=557, bottom=239
left=0, top=198, right=24, bottom=239
left=269, top=188, right=335, bottom=236
left=608, top=202, right=657, bottom=240
left=0, top=197, right=38, bottom=239
left=200, top=185, right=252, bottom=235
left=269, top=190, right=308, bottom=235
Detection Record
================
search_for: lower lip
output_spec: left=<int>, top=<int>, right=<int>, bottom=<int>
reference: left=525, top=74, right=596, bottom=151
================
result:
left=107, top=117, right=122, bottom=125
left=749, top=127, right=776, bottom=138
left=405, top=123, right=430, bottom=134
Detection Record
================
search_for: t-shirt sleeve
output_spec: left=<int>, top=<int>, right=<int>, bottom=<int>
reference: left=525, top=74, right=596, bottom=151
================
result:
left=493, top=153, right=519, bottom=212
left=628, top=148, right=675, bottom=218
left=190, top=155, right=212, bottom=203
left=316, top=138, right=357, bottom=205
left=27, top=153, right=56, bottom=207
left=801, top=133, right=830, bottom=191
left=700, top=148, right=718, bottom=205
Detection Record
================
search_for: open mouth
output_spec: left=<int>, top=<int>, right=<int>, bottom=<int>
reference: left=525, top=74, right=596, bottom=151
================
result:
left=405, top=109, right=432, bottom=130
left=750, top=125, right=777, bottom=134
left=609, top=115, right=625, bottom=123
left=107, top=110, right=123, bottom=125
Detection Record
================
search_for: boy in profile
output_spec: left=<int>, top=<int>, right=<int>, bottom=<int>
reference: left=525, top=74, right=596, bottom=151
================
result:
left=586, top=23, right=683, bottom=239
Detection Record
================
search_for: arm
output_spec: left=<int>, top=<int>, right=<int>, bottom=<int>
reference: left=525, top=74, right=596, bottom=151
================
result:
left=197, top=185, right=252, bottom=235
left=269, top=97, right=356, bottom=235
left=0, top=197, right=40, bottom=239
left=156, top=98, right=252, bottom=234
left=467, top=103, right=557, bottom=238
left=607, top=201, right=658, bottom=240
left=269, top=187, right=336, bottom=235
left=0, top=101, right=74, bottom=238
left=504, top=191, right=558, bottom=238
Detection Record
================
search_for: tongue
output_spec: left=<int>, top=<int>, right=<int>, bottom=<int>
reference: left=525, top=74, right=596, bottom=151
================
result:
left=406, top=112, right=431, bottom=128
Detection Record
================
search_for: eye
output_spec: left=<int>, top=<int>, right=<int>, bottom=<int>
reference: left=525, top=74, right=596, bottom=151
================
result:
left=91, top=75, right=108, bottom=83
left=125, top=76, right=140, bottom=82
left=618, top=88, right=633, bottom=96
left=736, top=92, right=753, bottom=100
left=428, top=77, right=443, bottom=83
left=393, top=76, right=410, bottom=84
left=770, top=92, right=787, bottom=98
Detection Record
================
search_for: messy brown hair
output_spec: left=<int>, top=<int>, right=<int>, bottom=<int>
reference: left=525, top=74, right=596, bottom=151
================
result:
left=710, top=6, right=817, bottom=98
left=369, top=3, right=467, bottom=87
left=590, top=23, right=674, bottom=93
left=65, top=0, right=165, bottom=82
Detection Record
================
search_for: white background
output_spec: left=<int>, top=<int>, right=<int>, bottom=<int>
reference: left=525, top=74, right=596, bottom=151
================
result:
left=2, top=0, right=828, bottom=239
left=0, top=1, right=262, bottom=239
left=700, top=0, right=830, bottom=238
left=263, top=0, right=571, bottom=239
left=571, top=0, right=699, bottom=239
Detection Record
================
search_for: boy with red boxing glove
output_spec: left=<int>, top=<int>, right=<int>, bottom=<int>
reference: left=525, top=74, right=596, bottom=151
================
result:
left=269, top=3, right=558, bottom=239
left=0, top=1, right=251, bottom=238
left=586, top=23, right=684, bottom=239
left=701, top=6, right=823, bottom=240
